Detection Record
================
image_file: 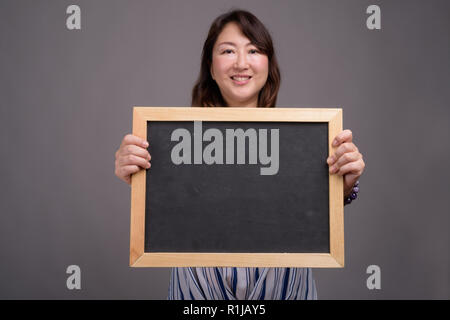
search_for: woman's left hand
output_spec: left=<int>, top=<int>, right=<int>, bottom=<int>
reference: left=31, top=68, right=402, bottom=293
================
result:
left=327, top=129, right=365, bottom=198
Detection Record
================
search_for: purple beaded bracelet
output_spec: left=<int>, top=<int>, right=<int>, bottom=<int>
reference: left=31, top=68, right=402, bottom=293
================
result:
left=344, top=180, right=360, bottom=205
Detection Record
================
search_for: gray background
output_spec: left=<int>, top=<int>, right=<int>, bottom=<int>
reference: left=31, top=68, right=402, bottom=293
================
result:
left=0, top=0, right=448, bottom=299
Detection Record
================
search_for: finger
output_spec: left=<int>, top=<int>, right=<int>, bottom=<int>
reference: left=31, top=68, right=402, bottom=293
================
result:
left=329, top=151, right=361, bottom=173
left=121, top=164, right=143, bottom=176
left=120, top=144, right=151, bottom=160
left=328, top=142, right=357, bottom=165
left=119, top=153, right=151, bottom=169
left=335, top=159, right=364, bottom=176
left=121, top=134, right=149, bottom=149
left=123, top=166, right=146, bottom=184
left=119, top=165, right=142, bottom=184
left=332, top=129, right=353, bottom=147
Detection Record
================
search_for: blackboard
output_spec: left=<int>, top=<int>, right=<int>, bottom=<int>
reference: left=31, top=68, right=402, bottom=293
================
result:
left=130, top=107, right=344, bottom=267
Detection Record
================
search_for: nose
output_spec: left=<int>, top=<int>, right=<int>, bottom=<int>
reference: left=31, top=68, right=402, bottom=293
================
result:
left=234, top=51, right=249, bottom=70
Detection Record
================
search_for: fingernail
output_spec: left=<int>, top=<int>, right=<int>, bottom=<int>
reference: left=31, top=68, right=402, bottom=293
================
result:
left=143, top=141, right=149, bottom=147
left=147, top=162, right=151, bottom=168
left=332, top=140, right=338, bottom=147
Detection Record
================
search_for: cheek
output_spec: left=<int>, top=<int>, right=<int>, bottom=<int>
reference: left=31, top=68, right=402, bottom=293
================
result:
left=248, top=56, right=269, bottom=85
left=251, top=56, right=269, bottom=80
left=212, top=56, right=232, bottom=79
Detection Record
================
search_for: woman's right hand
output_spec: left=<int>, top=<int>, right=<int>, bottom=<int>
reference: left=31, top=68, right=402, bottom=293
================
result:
left=115, top=134, right=151, bottom=185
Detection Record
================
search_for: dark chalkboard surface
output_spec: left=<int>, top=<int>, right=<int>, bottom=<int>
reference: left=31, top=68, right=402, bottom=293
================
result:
left=145, top=121, right=329, bottom=253
left=130, top=107, right=344, bottom=267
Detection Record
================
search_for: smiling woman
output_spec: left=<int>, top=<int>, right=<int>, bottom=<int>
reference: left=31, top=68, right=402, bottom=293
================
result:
left=209, top=23, right=269, bottom=107
left=191, top=10, right=280, bottom=108
left=114, top=8, right=365, bottom=301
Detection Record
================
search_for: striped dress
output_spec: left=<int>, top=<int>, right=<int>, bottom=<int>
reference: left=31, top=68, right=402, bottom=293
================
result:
left=168, top=267, right=317, bottom=300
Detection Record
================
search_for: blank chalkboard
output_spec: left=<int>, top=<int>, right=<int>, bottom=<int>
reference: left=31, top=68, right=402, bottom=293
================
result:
left=130, top=107, right=344, bottom=268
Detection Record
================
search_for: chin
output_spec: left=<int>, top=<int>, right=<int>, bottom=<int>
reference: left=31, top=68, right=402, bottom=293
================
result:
left=230, top=92, right=256, bottom=102
left=229, top=97, right=254, bottom=105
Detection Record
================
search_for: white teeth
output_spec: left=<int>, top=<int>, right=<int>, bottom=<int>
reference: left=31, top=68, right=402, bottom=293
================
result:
left=232, top=76, right=251, bottom=81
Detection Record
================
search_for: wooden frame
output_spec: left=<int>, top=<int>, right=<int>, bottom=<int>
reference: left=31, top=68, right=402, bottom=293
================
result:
left=130, top=107, right=344, bottom=267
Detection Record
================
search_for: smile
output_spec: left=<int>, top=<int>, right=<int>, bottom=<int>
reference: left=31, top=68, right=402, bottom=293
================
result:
left=230, top=75, right=252, bottom=85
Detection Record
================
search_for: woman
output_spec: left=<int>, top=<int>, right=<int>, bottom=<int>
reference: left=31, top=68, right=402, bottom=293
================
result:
left=115, top=10, right=365, bottom=300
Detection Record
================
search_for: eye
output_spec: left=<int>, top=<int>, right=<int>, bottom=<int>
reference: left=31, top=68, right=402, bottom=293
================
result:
left=249, top=49, right=259, bottom=54
left=221, top=49, right=234, bottom=54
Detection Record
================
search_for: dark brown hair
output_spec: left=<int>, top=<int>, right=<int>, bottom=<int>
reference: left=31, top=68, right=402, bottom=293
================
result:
left=191, top=9, right=281, bottom=108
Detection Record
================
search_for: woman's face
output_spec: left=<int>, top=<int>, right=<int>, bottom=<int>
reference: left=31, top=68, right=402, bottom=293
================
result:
left=211, top=22, right=269, bottom=107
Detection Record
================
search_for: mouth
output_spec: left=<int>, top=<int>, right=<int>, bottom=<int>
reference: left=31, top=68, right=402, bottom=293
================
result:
left=230, top=75, right=252, bottom=85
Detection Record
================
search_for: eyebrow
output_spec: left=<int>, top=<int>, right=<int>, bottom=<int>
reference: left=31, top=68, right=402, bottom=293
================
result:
left=216, top=41, right=254, bottom=47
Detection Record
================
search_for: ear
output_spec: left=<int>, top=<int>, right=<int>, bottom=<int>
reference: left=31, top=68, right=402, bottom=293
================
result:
left=210, top=65, right=215, bottom=81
